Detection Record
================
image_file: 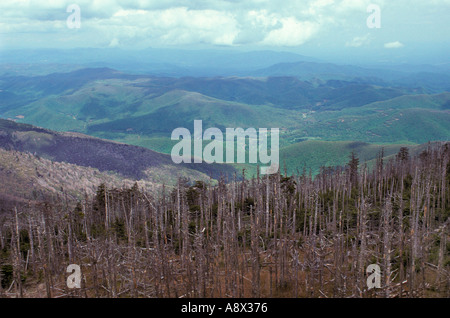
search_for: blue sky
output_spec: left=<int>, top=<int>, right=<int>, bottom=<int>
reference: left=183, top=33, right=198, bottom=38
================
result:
left=0, top=0, right=449, bottom=64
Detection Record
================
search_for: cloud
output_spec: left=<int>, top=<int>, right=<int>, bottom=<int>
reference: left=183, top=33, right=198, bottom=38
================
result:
left=346, top=34, right=371, bottom=47
left=0, top=0, right=340, bottom=48
left=262, top=17, right=319, bottom=47
left=109, top=38, right=120, bottom=47
left=232, top=10, right=280, bottom=45
left=384, top=41, right=404, bottom=49
left=102, top=7, right=239, bottom=46
left=0, top=0, right=447, bottom=50
left=336, top=0, right=374, bottom=12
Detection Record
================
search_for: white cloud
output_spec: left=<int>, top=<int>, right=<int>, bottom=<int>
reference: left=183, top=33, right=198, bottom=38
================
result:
left=346, top=34, right=370, bottom=47
left=232, top=10, right=279, bottom=45
left=82, top=7, right=240, bottom=47
left=262, top=17, right=319, bottom=46
left=109, top=38, right=120, bottom=47
left=384, top=41, right=404, bottom=49
left=0, top=0, right=447, bottom=50
left=336, top=0, right=373, bottom=12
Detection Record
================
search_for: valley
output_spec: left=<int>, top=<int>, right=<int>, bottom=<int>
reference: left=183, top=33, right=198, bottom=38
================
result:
left=0, top=64, right=448, bottom=180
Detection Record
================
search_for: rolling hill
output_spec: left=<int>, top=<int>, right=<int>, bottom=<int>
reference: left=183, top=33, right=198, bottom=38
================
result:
left=2, top=68, right=449, bottom=140
left=0, top=67, right=449, bottom=180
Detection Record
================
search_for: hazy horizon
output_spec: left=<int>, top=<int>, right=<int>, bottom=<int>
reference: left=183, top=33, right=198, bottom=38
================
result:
left=0, top=0, right=449, bottom=65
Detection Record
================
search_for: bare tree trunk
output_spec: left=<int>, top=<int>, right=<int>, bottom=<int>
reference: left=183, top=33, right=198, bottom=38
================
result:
left=14, top=207, right=23, bottom=298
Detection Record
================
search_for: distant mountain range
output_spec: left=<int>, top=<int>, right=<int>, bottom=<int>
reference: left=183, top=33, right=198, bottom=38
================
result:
left=1, top=67, right=449, bottom=147
left=1, top=48, right=449, bottom=81
left=0, top=48, right=318, bottom=77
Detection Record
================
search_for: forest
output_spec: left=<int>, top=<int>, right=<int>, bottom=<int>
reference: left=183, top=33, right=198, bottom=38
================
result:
left=0, top=142, right=449, bottom=298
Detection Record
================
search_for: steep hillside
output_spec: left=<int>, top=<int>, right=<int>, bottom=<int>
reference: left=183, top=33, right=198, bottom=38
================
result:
left=0, top=119, right=237, bottom=184
left=0, top=148, right=159, bottom=213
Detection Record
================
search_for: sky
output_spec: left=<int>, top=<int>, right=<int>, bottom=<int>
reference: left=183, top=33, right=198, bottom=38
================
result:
left=0, top=0, right=449, bottom=64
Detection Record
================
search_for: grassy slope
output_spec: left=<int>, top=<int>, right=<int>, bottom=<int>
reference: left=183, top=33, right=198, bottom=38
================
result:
left=224, top=140, right=413, bottom=178
left=280, top=140, right=409, bottom=175
left=285, top=92, right=450, bottom=144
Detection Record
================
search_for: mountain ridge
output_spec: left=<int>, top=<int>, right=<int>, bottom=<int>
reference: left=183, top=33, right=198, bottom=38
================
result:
left=0, top=119, right=237, bottom=184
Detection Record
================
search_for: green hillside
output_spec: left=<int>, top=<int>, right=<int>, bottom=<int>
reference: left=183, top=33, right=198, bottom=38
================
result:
left=1, top=68, right=449, bottom=177
left=86, top=90, right=296, bottom=135
left=284, top=92, right=450, bottom=144
left=280, top=140, right=410, bottom=175
left=224, top=140, right=416, bottom=178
